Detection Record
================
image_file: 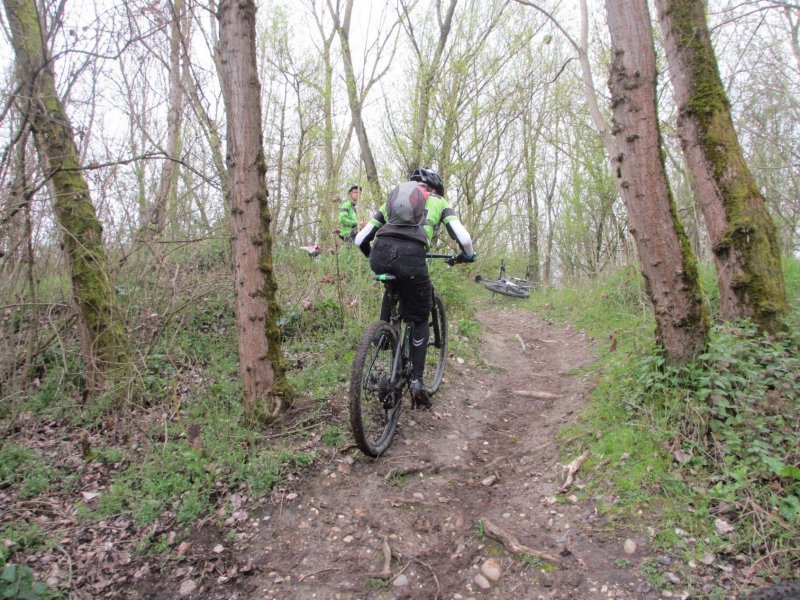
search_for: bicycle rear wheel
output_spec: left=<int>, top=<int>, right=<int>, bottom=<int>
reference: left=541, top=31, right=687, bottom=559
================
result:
left=424, top=292, right=448, bottom=394
left=349, top=322, right=401, bottom=457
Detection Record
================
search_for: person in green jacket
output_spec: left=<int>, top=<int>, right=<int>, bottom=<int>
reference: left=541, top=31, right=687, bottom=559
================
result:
left=338, top=184, right=362, bottom=242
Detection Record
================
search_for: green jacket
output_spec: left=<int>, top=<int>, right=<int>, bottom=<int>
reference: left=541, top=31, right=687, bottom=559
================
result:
left=339, top=199, right=358, bottom=230
left=370, top=193, right=456, bottom=249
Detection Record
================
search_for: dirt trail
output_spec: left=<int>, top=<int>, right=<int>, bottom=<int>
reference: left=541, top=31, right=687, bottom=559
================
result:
left=146, top=309, right=668, bottom=599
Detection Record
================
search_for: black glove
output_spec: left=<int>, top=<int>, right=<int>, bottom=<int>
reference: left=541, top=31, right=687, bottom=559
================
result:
left=459, top=252, right=476, bottom=263
left=451, top=252, right=476, bottom=265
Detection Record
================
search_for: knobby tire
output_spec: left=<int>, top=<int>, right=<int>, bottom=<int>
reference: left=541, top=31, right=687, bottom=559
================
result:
left=483, top=280, right=530, bottom=299
left=349, top=321, right=400, bottom=457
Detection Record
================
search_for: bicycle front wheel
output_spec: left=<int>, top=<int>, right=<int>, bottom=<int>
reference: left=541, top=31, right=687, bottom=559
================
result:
left=484, top=280, right=530, bottom=299
left=349, top=322, right=401, bottom=457
left=424, top=292, right=448, bottom=394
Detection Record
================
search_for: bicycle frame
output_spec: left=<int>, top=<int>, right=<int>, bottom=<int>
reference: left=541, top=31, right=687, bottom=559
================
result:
left=374, top=253, right=450, bottom=397
left=349, top=253, right=453, bottom=456
left=378, top=278, right=412, bottom=401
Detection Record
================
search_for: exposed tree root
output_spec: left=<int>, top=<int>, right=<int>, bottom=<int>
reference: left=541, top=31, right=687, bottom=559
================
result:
left=559, top=449, right=589, bottom=493
left=481, top=517, right=562, bottom=564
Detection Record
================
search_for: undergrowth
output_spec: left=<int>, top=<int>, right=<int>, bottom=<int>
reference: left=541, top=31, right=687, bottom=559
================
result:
left=527, top=258, right=800, bottom=589
left=0, top=237, right=478, bottom=594
left=7, top=237, right=796, bottom=595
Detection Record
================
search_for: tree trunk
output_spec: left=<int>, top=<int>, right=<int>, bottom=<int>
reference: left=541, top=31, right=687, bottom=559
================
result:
left=406, top=0, right=458, bottom=173
left=184, top=1, right=228, bottom=200
left=606, top=0, right=708, bottom=364
left=654, top=0, right=788, bottom=333
left=148, top=0, right=185, bottom=236
left=4, top=0, right=132, bottom=394
left=272, top=83, right=288, bottom=236
left=330, top=0, right=381, bottom=194
left=522, top=110, right=541, bottom=286
left=217, top=0, right=292, bottom=419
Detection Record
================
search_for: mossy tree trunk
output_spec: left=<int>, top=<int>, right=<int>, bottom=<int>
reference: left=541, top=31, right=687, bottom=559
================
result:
left=606, top=0, right=708, bottom=365
left=217, top=0, right=293, bottom=419
left=4, top=0, right=132, bottom=394
left=654, top=0, right=788, bottom=334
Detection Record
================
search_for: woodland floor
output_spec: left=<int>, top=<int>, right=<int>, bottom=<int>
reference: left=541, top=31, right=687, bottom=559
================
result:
left=6, top=308, right=767, bottom=599
left=129, top=309, right=708, bottom=600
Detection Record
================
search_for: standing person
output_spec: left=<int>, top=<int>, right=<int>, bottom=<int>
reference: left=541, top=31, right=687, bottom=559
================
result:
left=354, top=168, right=475, bottom=408
left=338, top=184, right=362, bottom=242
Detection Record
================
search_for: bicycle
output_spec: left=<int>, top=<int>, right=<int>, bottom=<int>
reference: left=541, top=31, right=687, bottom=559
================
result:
left=348, top=253, right=461, bottom=457
left=475, top=259, right=533, bottom=299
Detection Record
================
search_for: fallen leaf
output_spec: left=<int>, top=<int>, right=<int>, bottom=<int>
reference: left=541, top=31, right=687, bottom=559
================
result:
left=672, top=449, right=692, bottom=463
left=714, top=518, right=734, bottom=535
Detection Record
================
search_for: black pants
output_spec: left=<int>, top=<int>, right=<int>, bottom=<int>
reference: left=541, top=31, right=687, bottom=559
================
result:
left=369, top=237, right=432, bottom=380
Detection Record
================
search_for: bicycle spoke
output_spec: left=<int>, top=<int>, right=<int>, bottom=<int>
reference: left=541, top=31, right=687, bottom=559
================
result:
left=349, top=322, right=401, bottom=457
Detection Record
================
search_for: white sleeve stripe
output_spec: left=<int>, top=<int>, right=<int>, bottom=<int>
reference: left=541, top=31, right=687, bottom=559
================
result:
left=354, top=223, right=377, bottom=248
left=448, top=220, right=473, bottom=256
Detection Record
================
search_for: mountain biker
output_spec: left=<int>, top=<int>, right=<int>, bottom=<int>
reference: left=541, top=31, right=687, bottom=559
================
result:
left=354, top=168, right=475, bottom=408
left=338, top=184, right=362, bottom=242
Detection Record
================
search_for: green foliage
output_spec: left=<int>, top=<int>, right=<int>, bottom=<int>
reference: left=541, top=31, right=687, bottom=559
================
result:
left=534, top=257, right=800, bottom=578
left=0, top=443, right=31, bottom=488
left=0, top=443, right=67, bottom=499
left=0, top=564, right=48, bottom=600
left=0, top=522, right=47, bottom=563
left=613, top=558, right=631, bottom=568
left=280, top=298, right=342, bottom=339
left=473, top=520, right=487, bottom=540
left=456, top=318, right=481, bottom=341
left=321, top=425, right=344, bottom=447
left=89, top=423, right=314, bottom=530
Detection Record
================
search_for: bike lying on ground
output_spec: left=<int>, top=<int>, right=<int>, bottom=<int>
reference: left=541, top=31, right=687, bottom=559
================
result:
left=349, top=253, right=463, bottom=457
left=475, top=259, right=533, bottom=299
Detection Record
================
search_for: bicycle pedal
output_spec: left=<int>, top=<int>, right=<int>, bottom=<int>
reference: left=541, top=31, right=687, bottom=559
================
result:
left=411, top=397, right=432, bottom=410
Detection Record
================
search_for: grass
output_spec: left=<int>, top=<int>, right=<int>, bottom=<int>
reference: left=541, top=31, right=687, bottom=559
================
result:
left=525, top=257, right=800, bottom=586
left=0, top=239, right=479, bottom=580
left=4, top=238, right=798, bottom=595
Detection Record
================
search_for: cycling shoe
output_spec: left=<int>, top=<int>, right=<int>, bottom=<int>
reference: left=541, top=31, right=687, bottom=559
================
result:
left=409, top=379, right=432, bottom=409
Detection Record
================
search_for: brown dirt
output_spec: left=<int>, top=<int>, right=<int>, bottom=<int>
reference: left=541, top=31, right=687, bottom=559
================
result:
left=129, top=309, right=683, bottom=600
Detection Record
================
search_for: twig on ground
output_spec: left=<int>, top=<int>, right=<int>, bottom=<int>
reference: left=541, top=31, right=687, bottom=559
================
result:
left=411, top=557, right=440, bottom=599
left=513, top=390, right=562, bottom=399
left=481, top=517, right=562, bottom=564
left=559, top=449, right=590, bottom=493
left=298, top=567, right=340, bottom=582
left=515, top=334, right=526, bottom=351
left=481, top=441, right=550, bottom=473
left=366, top=536, right=393, bottom=580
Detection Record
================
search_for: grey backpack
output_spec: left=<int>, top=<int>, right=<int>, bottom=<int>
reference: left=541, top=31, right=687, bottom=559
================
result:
left=385, top=182, right=429, bottom=227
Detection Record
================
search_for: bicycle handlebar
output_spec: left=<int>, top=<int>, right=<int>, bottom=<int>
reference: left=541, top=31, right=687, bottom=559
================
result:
left=426, top=252, right=477, bottom=266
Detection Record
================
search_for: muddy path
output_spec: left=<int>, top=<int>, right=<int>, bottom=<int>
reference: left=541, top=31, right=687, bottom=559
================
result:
left=140, top=309, right=670, bottom=600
